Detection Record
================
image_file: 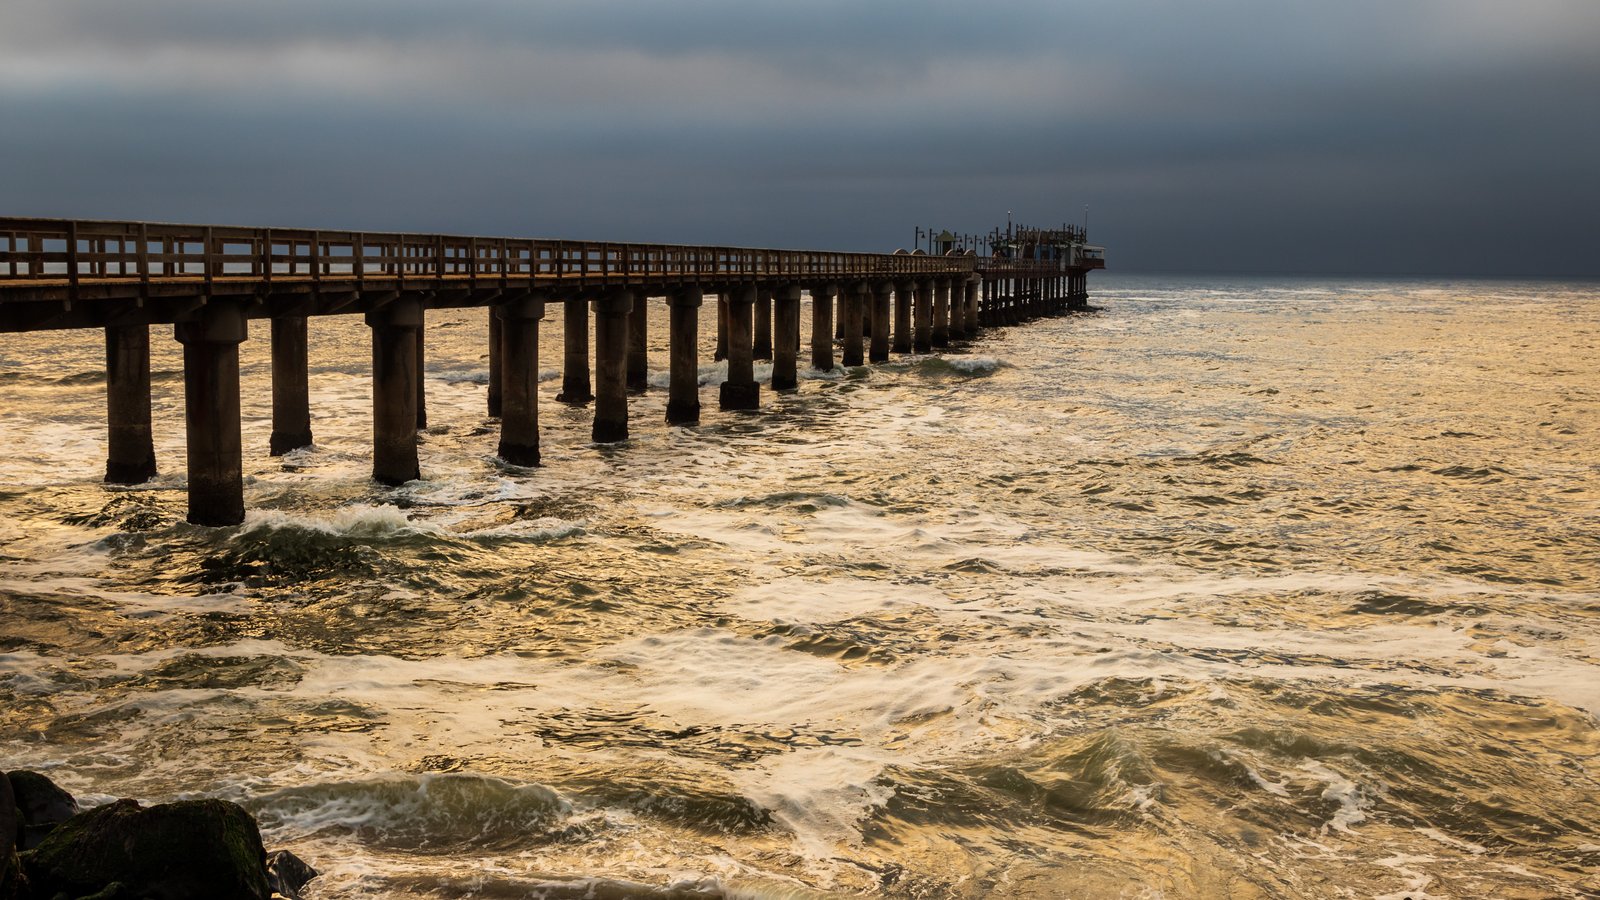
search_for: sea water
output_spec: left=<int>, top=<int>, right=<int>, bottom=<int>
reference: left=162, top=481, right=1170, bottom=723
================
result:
left=1, top=274, right=1597, bottom=897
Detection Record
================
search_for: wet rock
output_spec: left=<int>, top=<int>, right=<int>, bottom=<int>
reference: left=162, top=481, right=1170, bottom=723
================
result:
left=265, top=849, right=318, bottom=900
left=5, top=771, right=79, bottom=851
left=1, top=774, right=25, bottom=900
left=22, top=798, right=272, bottom=900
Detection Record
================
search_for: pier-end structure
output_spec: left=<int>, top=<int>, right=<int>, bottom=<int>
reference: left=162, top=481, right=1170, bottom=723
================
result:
left=0, top=217, right=1105, bottom=525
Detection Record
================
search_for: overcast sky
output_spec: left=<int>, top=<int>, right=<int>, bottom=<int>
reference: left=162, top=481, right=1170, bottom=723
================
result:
left=2, top=1, right=1596, bottom=275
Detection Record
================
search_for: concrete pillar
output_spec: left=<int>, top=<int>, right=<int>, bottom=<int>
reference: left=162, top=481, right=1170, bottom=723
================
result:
left=892, top=281, right=912, bottom=354
left=496, top=292, right=545, bottom=466
left=914, top=279, right=933, bottom=353
left=268, top=317, right=313, bottom=456
left=176, top=300, right=247, bottom=525
left=592, top=291, right=632, bottom=443
left=869, top=281, right=892, bottom=363
left=104, top=323, right=158, bottom=483
left=772, top=284, right=801, bottom=392
left=720, top=284, right=760, bottom=410
left=933, top=280, right=950, bottom=347
left=367, top=294, right=423, bottom=486
left=627, top=293, right=649, bottom=393
left=810, top=284, right=835, bottom=371
left=666, top=287, right=702, bottom=424
left=947, top=281, right=968, bottom=341
left=557, top=298, right=593, bottom=404
left=841, top=283, right=866, bottom=367
left=753, top=293, right=773, bottom=360
left=487, top=312, right=503, bottom=417
left=965, top=280, right=980, bottom=334
left=415, top=319, right=427, bottom=429
left=715, top=294, right=729, bottom=362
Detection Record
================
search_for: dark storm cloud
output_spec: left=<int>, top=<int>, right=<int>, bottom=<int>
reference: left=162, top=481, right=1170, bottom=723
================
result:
left=2, top=0, right=1597, bottom=274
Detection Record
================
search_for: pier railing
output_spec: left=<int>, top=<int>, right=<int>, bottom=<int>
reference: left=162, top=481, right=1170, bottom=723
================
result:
left=0, top=218, right=1038, bottom=289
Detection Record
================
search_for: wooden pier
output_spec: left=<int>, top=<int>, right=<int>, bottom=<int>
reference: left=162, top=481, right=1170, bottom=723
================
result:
left=0, top=217, right=1104, bottom=525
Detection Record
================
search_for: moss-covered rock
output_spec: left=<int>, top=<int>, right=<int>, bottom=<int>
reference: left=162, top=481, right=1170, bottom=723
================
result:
left=5, top=770, right=79, bottom=851
left=1, top=772, right=25, bottom=900
left=22, top=798, right=271, bottom=900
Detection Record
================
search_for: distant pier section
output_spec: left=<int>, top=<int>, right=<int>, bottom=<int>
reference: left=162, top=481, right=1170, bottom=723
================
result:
left=0, top=217, right=1105, bottom=525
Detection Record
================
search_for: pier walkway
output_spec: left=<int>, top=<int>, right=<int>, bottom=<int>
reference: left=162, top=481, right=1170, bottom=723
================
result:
left=0, top=217, right=1104, bottom=524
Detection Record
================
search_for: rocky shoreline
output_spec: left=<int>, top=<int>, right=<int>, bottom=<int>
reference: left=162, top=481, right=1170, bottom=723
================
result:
left=2, top=770, right=316, bottom=900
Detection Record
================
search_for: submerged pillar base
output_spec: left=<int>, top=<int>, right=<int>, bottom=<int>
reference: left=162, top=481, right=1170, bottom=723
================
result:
left=719, top=381, right=760, bottom=411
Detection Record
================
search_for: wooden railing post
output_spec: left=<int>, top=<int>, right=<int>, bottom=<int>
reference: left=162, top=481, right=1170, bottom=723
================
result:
left=136, top=224, right=149, bottom=295
left=66, top=221, right=81, bottom=299
left=203, top=226, right=216, bottom=294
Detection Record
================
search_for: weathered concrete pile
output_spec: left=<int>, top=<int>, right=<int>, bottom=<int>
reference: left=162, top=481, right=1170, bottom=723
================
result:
left=1, top=770, right=315, bottom=900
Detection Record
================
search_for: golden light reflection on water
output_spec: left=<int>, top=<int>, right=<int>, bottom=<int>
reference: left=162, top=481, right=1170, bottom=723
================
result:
left=1, top=277, right=1598, bottom=897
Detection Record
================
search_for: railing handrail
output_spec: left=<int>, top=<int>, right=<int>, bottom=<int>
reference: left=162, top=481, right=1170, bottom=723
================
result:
left=0, top=216, right=1091, bottom=289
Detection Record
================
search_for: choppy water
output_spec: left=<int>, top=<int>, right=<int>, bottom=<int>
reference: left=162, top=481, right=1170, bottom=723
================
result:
left=2, top=275, right=1599, bottom=898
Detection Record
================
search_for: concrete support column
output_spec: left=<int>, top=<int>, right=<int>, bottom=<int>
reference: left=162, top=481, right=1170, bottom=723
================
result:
left=933, top=280, right=951, bottom=347
left=592, top=291, right=633, bottom=443
left=753, top=293, right=773, bottom=361
left=105, top=323, right=158, bottom=483
left=415, top=320, right=428, bottom=429
left=666, top=287, right=703, bottom=424
left=177, top=300, right=248, bottom=525
left=557, top=298, right=593, bottom=404
left=772, top=284, right=801, bottom=392
left=948, top=280, right=968, bottom=341
left=720, top=284, right=760, bottom=410
left=914, top=280, right=933, bottom=352
left=268, top=317, right=313, bottom=456
left=496, top=292, right=545, bottom=466
left=841, top=283, right=866, bottom=367
left=366, top=294, right=423, bottom=487
left=892, top=280, right=912, bottom=354
left=715, top=294, right=730, bottom=361
left=627, top=293, right=649, bottom=393
left=810, top=284, right=835, bottom=371
left=869, top=282, right=892, bottom=363
left=487, top=312, right=503, bottom=417
left=965, top=280, right=980, bottom=334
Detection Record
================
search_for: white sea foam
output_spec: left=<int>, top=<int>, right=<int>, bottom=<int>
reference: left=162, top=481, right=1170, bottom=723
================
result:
left=1299, top=761, right=1371, bottom=834
left=942, top=355, right=1004, bottom=374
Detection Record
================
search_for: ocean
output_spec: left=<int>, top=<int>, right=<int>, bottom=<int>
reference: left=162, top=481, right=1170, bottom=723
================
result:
left=2, top=274, right=1598, bottom=898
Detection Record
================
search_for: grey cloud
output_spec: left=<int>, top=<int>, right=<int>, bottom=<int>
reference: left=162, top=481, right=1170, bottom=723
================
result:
left=1, top=0, right=1597, bottom=274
